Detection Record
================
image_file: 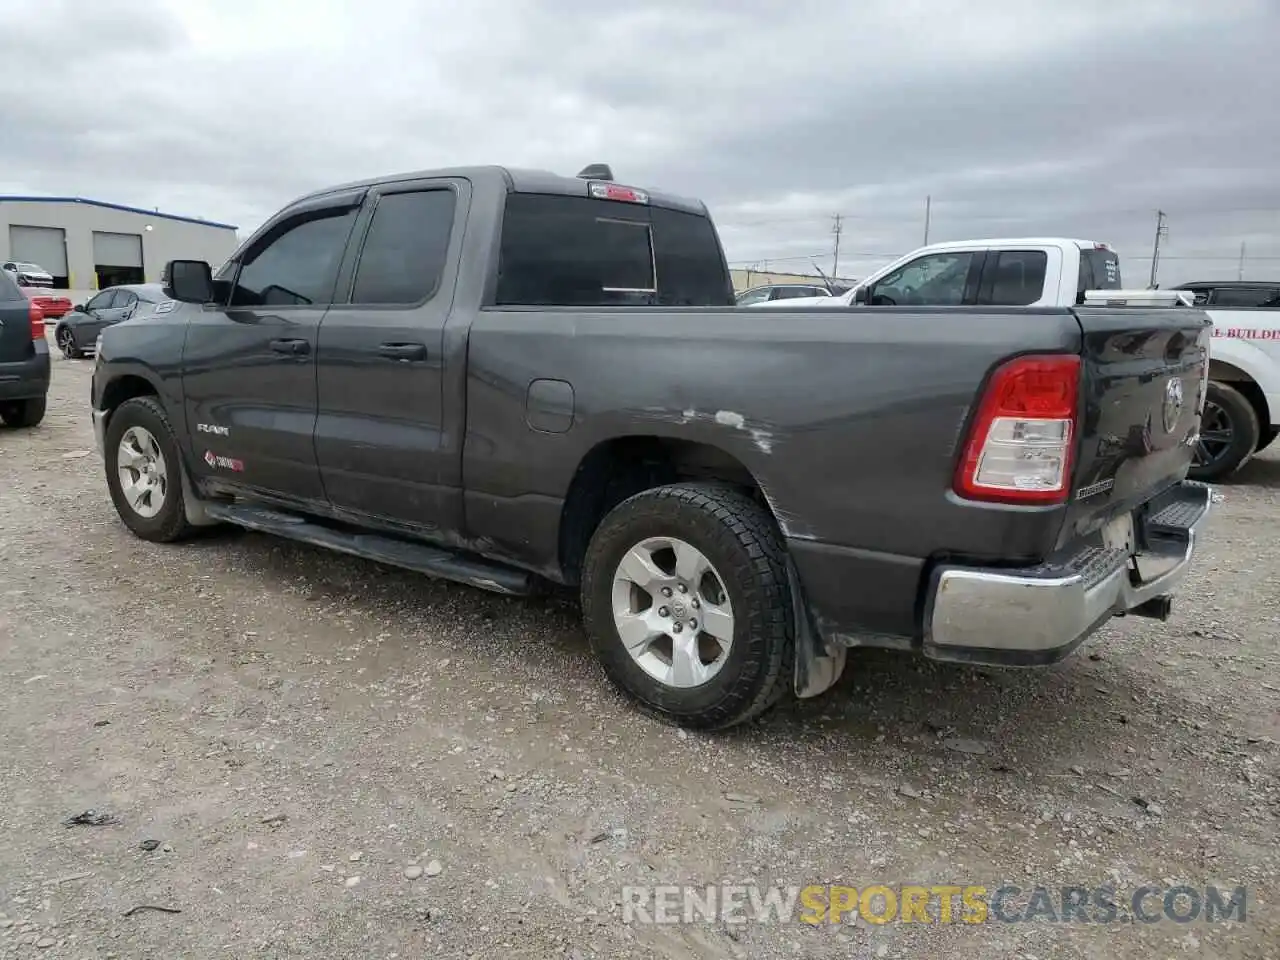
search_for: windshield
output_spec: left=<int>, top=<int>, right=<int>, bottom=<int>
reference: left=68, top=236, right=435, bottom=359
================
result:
left=17, top=263, right=44, bottom=272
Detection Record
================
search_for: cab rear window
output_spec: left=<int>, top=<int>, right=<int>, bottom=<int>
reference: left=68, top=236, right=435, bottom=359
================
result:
left=495, top=194, right=734, bottom=307
left=1077, top=249, right=1122, bottom=299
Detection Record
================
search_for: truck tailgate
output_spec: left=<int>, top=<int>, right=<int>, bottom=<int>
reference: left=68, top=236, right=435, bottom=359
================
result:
left=1061, top=306, right=1211, bottom=544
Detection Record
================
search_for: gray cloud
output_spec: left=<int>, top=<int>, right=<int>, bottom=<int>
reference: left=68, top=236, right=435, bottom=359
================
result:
left=1, top=0, right=1277, bottom=284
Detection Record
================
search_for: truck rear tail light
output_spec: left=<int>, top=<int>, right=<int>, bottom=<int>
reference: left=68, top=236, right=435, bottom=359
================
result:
left=955, top=354, right=1081, bottom=504
left=29, top=301, right=44, bottom=340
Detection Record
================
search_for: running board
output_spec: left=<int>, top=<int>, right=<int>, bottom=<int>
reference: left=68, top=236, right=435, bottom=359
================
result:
left=202, top=502, right=536, bottom=596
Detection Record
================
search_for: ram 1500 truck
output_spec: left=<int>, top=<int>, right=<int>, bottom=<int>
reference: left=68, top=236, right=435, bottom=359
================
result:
left=91, top=165, right=1214, bottom=729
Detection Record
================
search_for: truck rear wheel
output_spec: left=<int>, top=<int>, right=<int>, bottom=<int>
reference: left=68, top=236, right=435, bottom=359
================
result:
left=1189, top=381, right=1259, bottom=483
left=580, top=483, right=794, bottom=730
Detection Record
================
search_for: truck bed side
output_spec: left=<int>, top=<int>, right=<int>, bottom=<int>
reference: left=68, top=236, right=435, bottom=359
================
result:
left=461, top=304, right=1086, bottom=639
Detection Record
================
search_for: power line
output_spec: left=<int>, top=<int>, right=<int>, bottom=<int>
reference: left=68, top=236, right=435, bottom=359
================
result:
left=715, top=204, right=1280, bottom=230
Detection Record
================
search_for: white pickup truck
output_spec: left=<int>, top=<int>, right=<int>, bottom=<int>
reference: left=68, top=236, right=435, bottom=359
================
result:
left=1169, top=281, right=1280, bottom=480
left=750, top=238, right=1277, bottom=481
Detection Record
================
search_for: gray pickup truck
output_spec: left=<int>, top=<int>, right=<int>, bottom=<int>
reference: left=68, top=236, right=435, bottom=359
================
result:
left=91, top=163, right=1214, bottom=729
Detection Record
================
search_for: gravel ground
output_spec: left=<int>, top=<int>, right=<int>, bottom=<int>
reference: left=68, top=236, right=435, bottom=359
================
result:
left=0, top=345, right=1276, bottom=959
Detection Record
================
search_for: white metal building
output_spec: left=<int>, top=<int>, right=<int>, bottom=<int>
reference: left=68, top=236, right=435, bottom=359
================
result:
left=0, top=196, right=239, bottom=291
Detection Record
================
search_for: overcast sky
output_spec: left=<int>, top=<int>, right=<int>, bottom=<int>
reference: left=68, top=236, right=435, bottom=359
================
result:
left=2, top=0, right=1278, bottom=284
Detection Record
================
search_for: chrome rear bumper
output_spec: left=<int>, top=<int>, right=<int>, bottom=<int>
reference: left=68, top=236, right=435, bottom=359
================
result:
left=923, top=481, right=1211, bottom=665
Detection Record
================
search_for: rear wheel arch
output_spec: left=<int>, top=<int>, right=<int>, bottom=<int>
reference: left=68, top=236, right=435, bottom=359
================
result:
left=1208, top=359, right=1271, bottom=448
left=557, top=435, right=780, bottom=586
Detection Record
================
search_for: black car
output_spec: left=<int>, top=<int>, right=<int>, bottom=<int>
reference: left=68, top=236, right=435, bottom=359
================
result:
left=53, top=284, right=168, bottom=359
left=0, top=266, right=50, bottom=427
left=1172, top=281, right=1280, bottom=308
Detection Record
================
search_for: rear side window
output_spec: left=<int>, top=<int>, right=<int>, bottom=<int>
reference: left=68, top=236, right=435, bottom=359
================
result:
left=1209, top=286, right=1280, bottom=308
left=1077, top=248, right=1122, bottom=301
left=495, top=194, right=733, bottom=307
left=983, top=250, right=1048, bottom=306
left=351, top=189, right=457, bottom=305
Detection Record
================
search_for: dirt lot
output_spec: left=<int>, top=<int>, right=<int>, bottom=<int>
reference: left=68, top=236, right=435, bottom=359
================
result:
left=1, top=346, right=1277, bottom=959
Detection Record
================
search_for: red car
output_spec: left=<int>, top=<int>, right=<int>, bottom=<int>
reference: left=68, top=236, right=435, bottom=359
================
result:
left=23, top=289, right=71, bottom=320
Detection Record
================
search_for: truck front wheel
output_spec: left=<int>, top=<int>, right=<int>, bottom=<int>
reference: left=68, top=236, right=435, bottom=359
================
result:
left=103, top=396, right=195, bottom=543
left=580, top=483, right=795, bottom=730
left=1189, top=381, right=1260, bottom=483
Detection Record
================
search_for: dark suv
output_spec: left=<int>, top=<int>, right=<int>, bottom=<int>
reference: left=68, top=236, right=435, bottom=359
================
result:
left=0, top=266, right=50, bottom=427
left=1173, top=281, right=1280, bottom=308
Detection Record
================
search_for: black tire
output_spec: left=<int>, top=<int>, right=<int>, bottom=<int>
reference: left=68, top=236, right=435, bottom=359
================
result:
left=1256, top=427, right=1279, bottom=453
left=580, top=483, right=794, bottom=730
left=1189, top=381, right=1260, bottom=483
left=55, top=325, right=84, bottom=359
left=0, top=397, right=46, bottom=428
left=103, top=396, right=194, bottom=542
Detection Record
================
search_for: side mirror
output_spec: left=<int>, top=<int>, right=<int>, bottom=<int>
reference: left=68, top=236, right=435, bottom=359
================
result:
left=165, top=259, right=214, bottom=304
left=853, top=287, right=870, bottom=305
left=72, top=303, right=85, bottom=312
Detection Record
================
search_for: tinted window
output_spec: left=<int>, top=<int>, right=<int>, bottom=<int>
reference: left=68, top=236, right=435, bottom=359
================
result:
left=495, top=194, right=732, bottom=307
left=771, top=287, right=821, bottom=300
left=229, top=209, right=357, bottom=308
left=1077, top=249, right=1122, bottom=301
left=350, top=190, right=456, bottom=305
left=649, top=206, right=734, bottom=306
left=983, top=250, right=1048, bottom=306
left=736, top=288, right=770, bottom=305
left=871, top=252, right=975, bottom=306
left=86, top=289, right=116, bottom=311
left=117, top=291, right=138, bottom=308
left=1210, top=287, right=1280, bottom=308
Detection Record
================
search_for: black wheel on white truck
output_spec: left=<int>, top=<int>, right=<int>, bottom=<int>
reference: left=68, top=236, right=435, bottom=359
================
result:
left=1189, top=380, right=1260, bottom=483
left=580, top=483, right=795, bottom=730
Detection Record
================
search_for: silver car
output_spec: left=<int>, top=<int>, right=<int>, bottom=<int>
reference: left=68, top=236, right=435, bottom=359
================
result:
left=52, top=283, right=168, bottom=360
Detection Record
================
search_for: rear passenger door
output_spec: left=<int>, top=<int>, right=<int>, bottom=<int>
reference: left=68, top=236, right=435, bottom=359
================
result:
left=974, top=248, right=1056, bottom=307
left=313, top=178, right=469, bottom=536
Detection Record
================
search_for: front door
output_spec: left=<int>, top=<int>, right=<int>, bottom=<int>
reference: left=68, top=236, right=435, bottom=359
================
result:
left=314, top=179, right=468, bottom=536
left=79, top=288, right=130, bottom=341
left=182, top=194, right=362, bottom=505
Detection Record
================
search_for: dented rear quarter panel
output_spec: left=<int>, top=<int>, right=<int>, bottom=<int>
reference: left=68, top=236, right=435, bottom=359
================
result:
left=461, top=305, right=1085, bottom=634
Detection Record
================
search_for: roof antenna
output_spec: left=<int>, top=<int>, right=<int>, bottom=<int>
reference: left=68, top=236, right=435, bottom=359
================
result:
left=577, top=163, right=614, bottom=181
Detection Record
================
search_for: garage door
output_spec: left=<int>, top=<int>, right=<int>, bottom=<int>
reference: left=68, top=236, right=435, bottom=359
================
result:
left=8, top=225, right=68, bottom=276
left=92, top=231, right=143, bottom=267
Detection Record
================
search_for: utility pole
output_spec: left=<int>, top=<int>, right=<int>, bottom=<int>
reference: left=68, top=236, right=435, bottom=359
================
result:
left=831, top=214, right=843, bottom=278
left=923, top=195, right=932, bottom=245
left=1149, top=210, right=1167, bottom=288
left=1238, top=241, right=1247, bottom=280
